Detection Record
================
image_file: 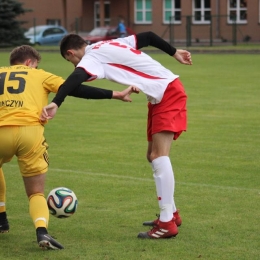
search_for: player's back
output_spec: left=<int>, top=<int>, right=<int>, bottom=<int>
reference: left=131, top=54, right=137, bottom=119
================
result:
left=82, top=37, right=178, bottom=103
left=0, top=65, right=63, bottom=126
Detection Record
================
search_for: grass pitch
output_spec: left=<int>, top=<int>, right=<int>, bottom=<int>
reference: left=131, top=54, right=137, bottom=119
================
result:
left=0, top=51, right=259, bottom=260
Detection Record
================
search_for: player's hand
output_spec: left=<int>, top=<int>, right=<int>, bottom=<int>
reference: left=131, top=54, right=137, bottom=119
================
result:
left=40, top=102, right=58, bottom=121
left=113, top=86, right=140, bottom=102
left=173, top=49, right=192, bottom=65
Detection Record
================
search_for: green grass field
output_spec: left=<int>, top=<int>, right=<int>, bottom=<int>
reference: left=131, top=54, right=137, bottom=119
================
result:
left=0, top=51, right=259, bottom=260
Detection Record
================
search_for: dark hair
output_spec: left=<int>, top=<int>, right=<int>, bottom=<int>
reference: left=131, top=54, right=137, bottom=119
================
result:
left=9, top=45, right=41, bottom=65
left=60, top=34, right=87, bottom=58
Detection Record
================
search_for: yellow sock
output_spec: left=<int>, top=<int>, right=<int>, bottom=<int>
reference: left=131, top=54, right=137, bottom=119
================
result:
left=0, top=168, right=6, bottom=213
left=29, top=193, right=49, bottom=229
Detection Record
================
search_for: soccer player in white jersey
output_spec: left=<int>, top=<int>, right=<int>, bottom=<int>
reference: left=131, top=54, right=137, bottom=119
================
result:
left=41, top=31, right=192, bottom=239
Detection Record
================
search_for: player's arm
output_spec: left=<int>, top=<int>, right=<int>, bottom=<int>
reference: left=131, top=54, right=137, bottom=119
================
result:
left=136, top=31, right=192, bottom=65
left=68, top=84, right=113, bottom=100
left=136, top=31, right=177, bottom=55
left=40, top=68, right=139, bottom=121
left=68, top=84, right=139, bottom=101
left=52, top=68, right=139, bottom=106
left=52, top=67, right=90, bottom=107
left=41, top=85, right=139, bottom=121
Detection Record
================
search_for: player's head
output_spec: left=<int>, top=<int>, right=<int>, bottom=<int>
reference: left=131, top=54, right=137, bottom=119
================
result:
left=10, top=45, right=41, bottom=68
left=60, top=34, right=87, bottom=66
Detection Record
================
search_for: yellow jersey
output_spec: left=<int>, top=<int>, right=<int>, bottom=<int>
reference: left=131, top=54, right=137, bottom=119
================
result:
left=0, top=65, right=64, bottom=126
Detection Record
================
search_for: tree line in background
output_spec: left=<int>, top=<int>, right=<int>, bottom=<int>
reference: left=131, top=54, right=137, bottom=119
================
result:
left=0, top=0, right=31, bottom=47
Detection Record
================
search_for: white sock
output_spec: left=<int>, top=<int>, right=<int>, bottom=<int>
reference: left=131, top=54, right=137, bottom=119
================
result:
left=150, top=161, right=177, bottom=215
left=152, top=156, right=176, bottom=222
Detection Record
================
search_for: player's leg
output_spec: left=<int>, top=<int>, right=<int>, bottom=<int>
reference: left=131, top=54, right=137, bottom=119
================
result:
left=143, top=134, right=182, bottom=223
left=22, top=174, right=64, bottom=249
left=17, top=125, right=63, bottom=249
left=23, top=173, right=49, bottom=230
left=144, top=137, right=181, bottom=227
left=139, top=102, right=178, bottom=238
left=0, top=168, right=9, bottom=233
left=138, top=80, right=186, bottom=239
left=0, top=168, right=6, bottom=213
left=0, top=126, right=15, bottom=233
left=138, top=131, right=178, bottom=238
left=150, top=131, right=176, bottom=221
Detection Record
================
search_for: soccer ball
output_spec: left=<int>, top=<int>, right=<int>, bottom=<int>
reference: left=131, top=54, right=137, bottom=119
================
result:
left=47, top=187, right=78, bottom=218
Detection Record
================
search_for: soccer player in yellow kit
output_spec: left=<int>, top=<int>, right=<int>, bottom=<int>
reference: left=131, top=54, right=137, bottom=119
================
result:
left=0, top=45, right=138, bottom=249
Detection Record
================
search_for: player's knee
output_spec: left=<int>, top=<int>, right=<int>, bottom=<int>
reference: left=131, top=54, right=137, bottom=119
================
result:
left=149, top=152, right=159, bottom=162
left=146, top=152, right=152, bottom=163
left=146, top=155, right=152, bottom=163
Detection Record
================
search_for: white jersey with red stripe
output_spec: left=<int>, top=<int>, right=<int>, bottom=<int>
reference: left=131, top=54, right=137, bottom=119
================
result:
left=77, top=35, right=179, bottom=104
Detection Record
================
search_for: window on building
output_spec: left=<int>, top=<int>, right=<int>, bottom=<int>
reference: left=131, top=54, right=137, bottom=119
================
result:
left=163, top=0, right=181, bottom=24
left=135, top=0, right=152, bottom=24
left=94, top=1, right=110, bottom=27
left=46, top=19, right=61, bottom=26
left=192, top=0, right=211, bottom=24
left=228, top=0, right=247, bottom=24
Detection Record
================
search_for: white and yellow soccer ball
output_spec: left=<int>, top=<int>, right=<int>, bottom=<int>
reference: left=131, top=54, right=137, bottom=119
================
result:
left=47, top=187, right=78, bottom=218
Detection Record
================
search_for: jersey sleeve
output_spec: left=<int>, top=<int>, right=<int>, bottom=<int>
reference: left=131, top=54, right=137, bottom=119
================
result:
left=136, top=31, right=176, bottom=55
left=52, top=67, right=91, bottom=106
left=69, top=84, right=113, bottom=99
left=116, top=35, right=137, bottom=49
left=40, top=70, right=65, bottom=93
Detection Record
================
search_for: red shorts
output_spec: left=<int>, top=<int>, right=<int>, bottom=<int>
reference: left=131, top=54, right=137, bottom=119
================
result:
left=147, top=78, right=187, bottom=141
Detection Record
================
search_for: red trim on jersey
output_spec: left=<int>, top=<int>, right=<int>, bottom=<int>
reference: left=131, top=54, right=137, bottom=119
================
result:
left=107, top=63, right=165, bottom=79
left=134, top=34, right=137, bottom=49
left=77, top=66, right=97, bottom=81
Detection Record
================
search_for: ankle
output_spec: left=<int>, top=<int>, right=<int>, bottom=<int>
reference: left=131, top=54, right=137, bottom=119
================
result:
left=0, top=212, right=7, bottom=222
left=159, top=219, right=175, bottom=225
left=36, top=227, right=48, bottom=235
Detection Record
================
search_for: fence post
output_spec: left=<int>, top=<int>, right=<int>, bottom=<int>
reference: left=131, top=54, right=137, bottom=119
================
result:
left=232, top=18, right=237, bottom=46
left=186, top=16, right=192, bottom=47
left=75, top=18, right=79, bottom=34
left=33, top=18, right=36, bottom=44
left=209, top=15, right=213, bottom=46
left=169, top=16, right=174, bottom=46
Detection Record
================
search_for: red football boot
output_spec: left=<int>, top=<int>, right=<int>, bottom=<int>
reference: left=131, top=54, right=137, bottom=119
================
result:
left=138, top=218, right=178, bottom=239
left=142, top=210, right=182, bottom=227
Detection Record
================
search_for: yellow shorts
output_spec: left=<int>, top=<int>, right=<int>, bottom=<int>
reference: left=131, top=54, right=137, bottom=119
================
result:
left=0, top=125, right=49, bottom=177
